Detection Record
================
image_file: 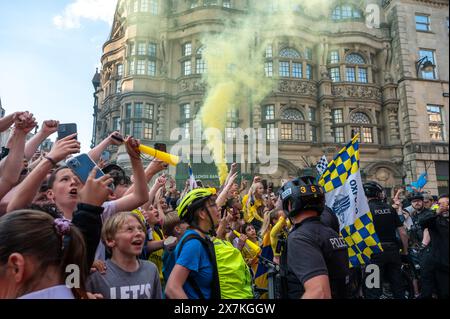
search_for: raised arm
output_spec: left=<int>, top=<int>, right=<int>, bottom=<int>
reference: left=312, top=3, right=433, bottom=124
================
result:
left=6, top=133, right=80, bottom=213
left=111, top=137, right=149, bottom=212
left=223, top=163, right=238, bottom=189
left=142, top=175, right=166, bottom=211
left=24, top=120, right=59, bottom=160
left=216, top=211, right=234, bottom=240
left=123, top=158, right=168, bottom=197
left=216, top=172, right=238, bottom=208
left=0, top=111, right=21, bottom=133
left=0, top=112, right=37, bottom=200
left=88, top=131, right=123, bottom=163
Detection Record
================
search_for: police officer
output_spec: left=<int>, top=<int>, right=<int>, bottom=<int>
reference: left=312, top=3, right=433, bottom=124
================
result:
left=279, top=176, right=350, bottom=299
left=363, top=181, right=409, bottom=299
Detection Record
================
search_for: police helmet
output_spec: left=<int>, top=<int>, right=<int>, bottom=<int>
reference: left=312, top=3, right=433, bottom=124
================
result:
left=363, top=181, right=384, bottom=199
left=278, top=176, right=325, bottom=217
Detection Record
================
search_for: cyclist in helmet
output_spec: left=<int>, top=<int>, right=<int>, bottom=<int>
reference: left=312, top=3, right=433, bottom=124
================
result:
left=279, top=176, right=350, bottom=299
left=363, top=181, right=409, bottom=299
left=165, top=188, right=221, bottom=299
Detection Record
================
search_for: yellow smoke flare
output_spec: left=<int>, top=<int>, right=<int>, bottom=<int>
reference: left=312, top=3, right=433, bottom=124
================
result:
left=138, top=144, right=180, bottom=166
left=197, top=0, right=334, bottom=184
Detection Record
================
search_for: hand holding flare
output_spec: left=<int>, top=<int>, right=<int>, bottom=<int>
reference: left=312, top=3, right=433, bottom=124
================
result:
left=111, top=134, right=179, bottom=166
left=233, top=230, right=261, bottom=255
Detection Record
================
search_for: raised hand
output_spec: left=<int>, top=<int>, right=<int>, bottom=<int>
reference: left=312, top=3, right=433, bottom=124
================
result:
left=15, top=111, right=37, bottom=134
left=125, top=136, right=141, bottom=160
left=47, top=133, right=80, bottom=163
left=227, top=172, right=238, bottom=187
left=109, top=131, right=124, bottom=146
left=41, top=120, right=59, bottom=136
left=78, top=167, right=114, bottom=206
left=253, top=176, right=261, bottom=184
left=155, top=174, right=167, bottom=189
left=230, top=162, right=238, bottom=175
left=148, top=158, right=169, bottom=175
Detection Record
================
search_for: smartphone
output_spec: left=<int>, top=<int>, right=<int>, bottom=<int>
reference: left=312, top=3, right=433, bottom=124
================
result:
left=111, top=133, right=124, bottom=143
left=65, top=154, right=105, bottom=184
left=154, top=143, right=167, bottom=153
left=57, top=123, right=77, bottom=140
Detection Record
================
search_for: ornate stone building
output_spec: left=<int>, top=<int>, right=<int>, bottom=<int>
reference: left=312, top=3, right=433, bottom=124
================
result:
left=92, top=0, right=449, bottom=195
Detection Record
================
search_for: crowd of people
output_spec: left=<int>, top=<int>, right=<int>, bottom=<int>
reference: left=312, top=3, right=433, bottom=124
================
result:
left=0, top=111, right=448, bottom=299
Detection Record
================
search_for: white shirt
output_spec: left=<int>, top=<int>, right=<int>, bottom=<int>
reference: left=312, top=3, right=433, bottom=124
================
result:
left=18, top=285, right=74, bottom=299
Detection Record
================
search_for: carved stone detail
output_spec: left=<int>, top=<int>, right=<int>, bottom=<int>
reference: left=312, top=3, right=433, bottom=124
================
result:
left=178, top=78, right=207, bottom=92
left=332, top=84, right=382, bottom=100
left=277, top=80, right=317, bottom=97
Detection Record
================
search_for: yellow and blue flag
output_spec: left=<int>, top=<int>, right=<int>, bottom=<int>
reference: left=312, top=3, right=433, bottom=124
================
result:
left=318, top=134, right=383, bottom=267
left=253, top=231, right=273, bottom=299
left=188, top=162, right=198, bottom=191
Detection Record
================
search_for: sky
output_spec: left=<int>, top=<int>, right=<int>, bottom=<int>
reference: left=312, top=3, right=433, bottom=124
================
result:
left=0, top=0, right=118, bottom=152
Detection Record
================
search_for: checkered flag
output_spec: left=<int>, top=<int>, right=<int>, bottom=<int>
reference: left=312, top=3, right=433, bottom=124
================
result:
left=316, top=155, right=328, bottom=177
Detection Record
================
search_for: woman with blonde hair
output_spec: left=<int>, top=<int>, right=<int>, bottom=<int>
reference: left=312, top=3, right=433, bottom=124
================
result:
left=242, top=177, right=266, bottom=233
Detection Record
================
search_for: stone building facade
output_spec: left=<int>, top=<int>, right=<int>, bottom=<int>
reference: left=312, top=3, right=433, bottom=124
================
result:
left=92, top=0, right=449, bottom=195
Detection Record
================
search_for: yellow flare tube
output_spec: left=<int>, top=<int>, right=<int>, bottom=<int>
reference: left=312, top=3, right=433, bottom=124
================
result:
left=138, top=144, right=180, bottom=166
left=233, top=230, right=261, bottom=255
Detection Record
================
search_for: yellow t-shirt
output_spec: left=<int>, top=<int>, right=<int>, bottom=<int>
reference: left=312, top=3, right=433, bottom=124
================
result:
left=242, top=194, right=264, bottom=223
left=270, top=216, right=291, bottom=257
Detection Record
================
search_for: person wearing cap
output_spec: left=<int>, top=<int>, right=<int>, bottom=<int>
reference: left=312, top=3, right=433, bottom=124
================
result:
left=423, top=194, right=434, bottom=210
left=363, top=181, right=409, bottom=299
left=402, top=192, right=434, bottom=295
left=279, top=176, right=350, bottom=299
left=403, top=192, right=431, bottom=248
left=165, top=188, right=221, bottom=299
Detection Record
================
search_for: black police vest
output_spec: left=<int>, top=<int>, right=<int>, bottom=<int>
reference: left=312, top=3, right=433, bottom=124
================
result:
left=282, top=217, right=350, bottom=299
left=368, top=200, right=400, bottom=245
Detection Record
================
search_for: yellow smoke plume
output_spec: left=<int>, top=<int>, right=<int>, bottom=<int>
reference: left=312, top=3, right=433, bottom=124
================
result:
left=197, top=1, right=335, bottom=184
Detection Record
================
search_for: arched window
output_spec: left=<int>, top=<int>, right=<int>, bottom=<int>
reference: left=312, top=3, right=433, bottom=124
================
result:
left=280, top=108, right=306, bottom=141
left=345, top=53, right=368, bottom=83
left=331, top=4, right=362, bottom=20
left=279, top=47, right=303, bottom=78
left=279, top=48, right=302, bottom=58
left=196, top=46, right=207, bottom=74
left=351, top=112, right=373, bottom=143
left=281, top=108, right=305, bottom=121
left=345, top=53, right=366, bottom=64
left=350, top=112, right=371, bottom=124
